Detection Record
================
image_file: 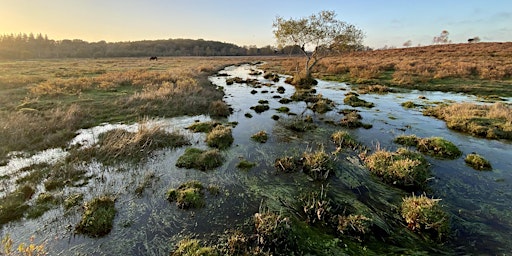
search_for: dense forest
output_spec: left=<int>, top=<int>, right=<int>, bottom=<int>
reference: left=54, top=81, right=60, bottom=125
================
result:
left=0, top=33, right=287, bottom=59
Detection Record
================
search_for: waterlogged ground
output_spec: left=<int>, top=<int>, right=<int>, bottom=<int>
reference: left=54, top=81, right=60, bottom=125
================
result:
left=1, top=63, right=512, bottom=255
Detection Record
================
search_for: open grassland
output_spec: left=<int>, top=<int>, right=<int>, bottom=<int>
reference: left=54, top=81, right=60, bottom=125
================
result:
left=264, top=42, right=512, bottom=97
left=0, top=57, right=266, bottom=162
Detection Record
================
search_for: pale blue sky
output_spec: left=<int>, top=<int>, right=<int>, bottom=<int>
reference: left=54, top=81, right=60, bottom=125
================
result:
left=1, top=0, right=511, bottom=48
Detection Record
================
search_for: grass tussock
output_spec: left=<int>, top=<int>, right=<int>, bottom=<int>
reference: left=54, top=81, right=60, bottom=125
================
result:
left=424, top=102, right=512, bottom=140
left=401, top=194, right=450, bottom=241
left=364, top=147, right=430, bottom=189
left=75, top=195, right=116, bottom=237
left=166, top=180, right=205, bottom=209
left=465, top=153, right=492, bottom=171
left=343, top=93, right=375, bottom=108
left=251, top=130, right=268, bottom=143
left=395, top=135, right=462, bottom=159
left=176, top=148, right=224, bottom=171
left=331, top=130, right=358, bottom=149
left=275, top=147, right=333, bottom=181
left=171, top=238, right=218, bottom=256
left=186, top=121, right=221, bottom=133
left=339, top=110, right=373, bottom=129
left=0, top=184, right=35, bottom=226
left=206, top=125, right=234, bottom=149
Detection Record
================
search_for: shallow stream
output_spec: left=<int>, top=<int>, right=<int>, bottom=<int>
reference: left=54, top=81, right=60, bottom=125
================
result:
left=1, top=63, right=511, bottom=255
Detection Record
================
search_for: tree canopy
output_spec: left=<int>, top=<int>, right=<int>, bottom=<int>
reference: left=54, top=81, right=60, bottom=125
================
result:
left=273, top=10, right=364, bottom=85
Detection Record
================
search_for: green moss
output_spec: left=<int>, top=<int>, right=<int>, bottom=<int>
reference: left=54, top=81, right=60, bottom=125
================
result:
left=417, top=137, right=462, bottom=159
left=401, top=194, right=450, bottom=241
left=251, top=130, right=268, bottom=143
left=276, top=106, right=290, bottom=113
left=364, top=148, right=431, bottom=189
left=176, top=148, right=224, bottom=171
left=395, top=135, right=462, bottom=159
left=394, top=134, right=420, bottom=147
left=465, top=153, right=492, bottom=170
left=187, top=121, right=221, bottom=133
left=206, top=125, right=234, bottom=150
left=75, top=195, right=116, bottom=237
left=343, top=93, right=375, bottom=108
left=167, top=180, right=205, bottom=209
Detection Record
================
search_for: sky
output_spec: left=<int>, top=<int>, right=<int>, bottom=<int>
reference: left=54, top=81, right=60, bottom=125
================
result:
left=1, top=0, right=511, bottom=49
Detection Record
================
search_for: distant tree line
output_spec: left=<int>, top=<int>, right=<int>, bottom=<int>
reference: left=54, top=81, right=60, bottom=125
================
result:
left=0, top=33, right=300, bottom=59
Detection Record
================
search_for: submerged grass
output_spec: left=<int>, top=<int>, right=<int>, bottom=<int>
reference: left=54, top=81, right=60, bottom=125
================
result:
left=92, top=122, right=190, bottom=164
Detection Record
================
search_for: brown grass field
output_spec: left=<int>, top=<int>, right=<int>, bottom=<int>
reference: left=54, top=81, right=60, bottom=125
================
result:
left=264, top=42, right=512, bottom=97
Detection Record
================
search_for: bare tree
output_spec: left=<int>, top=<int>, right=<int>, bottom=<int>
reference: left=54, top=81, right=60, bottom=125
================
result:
left=403, top=40, right=413, bottom=48
left=273, top=10, right=364, bottom=87
left=433, top=30, right=451, bottom=44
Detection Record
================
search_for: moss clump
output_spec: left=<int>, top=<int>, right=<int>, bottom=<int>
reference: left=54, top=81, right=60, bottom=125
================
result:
left=401, top=194, right=450, bottom=241
left=251, top=130, right=268, bottom=143
left=401, top=101, right=417, bottom=108
left=75, top=195, right=116, bottom=237
left=364, top=148, right=430, bottom=189
left=308, top=95, right=335, bottom=113
left=417, top=137, right=462, bottom=159
left=176, top=148, right=224, bottom=171
left=236, top=160, right=257, bottom=171
left=394, top=134, right=420, bottom=147
left=206, top=125, right=234, bottom=150
left=278, top=98, right=292, bottom=104
left=395, top=135, right=462, bottom=159
left=244, top=112, right=253, bottom=118
left=343, top=93, right=375, bottom=108
left=465, top=153, right=492, bottom=170
left=166, top=180, right=205, bottom=209
left=276, top=106, right=290, bottom=113
left=250, top=104, right=270, bottom=113
left=187, top=121, right=221, bottom=133
left=171, top=238, right=218, bottom=256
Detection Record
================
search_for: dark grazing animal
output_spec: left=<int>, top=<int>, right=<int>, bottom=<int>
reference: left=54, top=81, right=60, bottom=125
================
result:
left=149, top=56, right=158, bottom=61
left=468, top=38, right=475, bottom=43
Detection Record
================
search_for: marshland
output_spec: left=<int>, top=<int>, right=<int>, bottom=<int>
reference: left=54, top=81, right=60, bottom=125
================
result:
left=1, top=42, right=512, bottom=255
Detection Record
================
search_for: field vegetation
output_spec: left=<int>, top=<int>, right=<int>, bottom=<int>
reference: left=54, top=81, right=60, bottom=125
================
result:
left=263, top=42, right=512, bottom=97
